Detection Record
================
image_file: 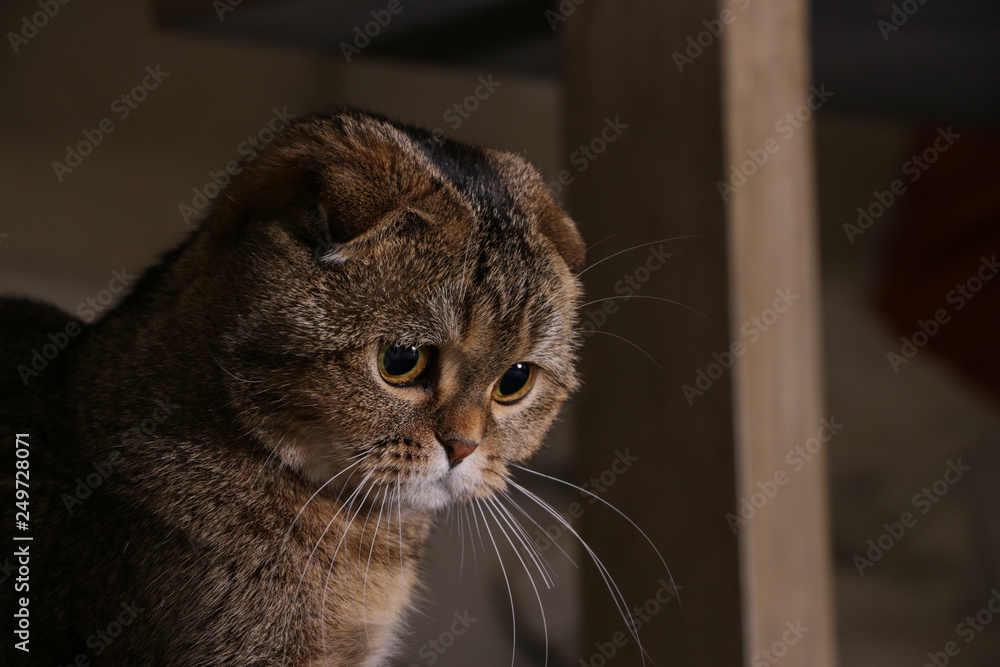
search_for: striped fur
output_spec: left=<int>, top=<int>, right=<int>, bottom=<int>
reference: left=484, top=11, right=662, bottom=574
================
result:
left=0, top=109, right=584, bottom=665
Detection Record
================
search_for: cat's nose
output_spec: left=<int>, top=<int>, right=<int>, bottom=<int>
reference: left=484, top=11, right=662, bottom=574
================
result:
left=441, top=439, right=477, bottom=467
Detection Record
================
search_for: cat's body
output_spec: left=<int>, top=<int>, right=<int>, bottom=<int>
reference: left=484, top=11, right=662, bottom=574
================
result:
left=1, top=109, right=583, bottom=665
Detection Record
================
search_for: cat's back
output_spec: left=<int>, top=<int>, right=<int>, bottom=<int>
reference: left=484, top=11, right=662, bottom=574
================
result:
left=0, top=297, right=82, bottom=427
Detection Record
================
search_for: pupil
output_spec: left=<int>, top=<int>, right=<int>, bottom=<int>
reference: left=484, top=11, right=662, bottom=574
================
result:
left=499, top=363, right=530, bottom=396
left=384, top=345, right=419, bottom=376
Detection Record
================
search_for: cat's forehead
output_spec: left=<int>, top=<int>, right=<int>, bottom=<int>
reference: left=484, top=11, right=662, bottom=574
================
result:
left=335, top=111, right=584, bottom=273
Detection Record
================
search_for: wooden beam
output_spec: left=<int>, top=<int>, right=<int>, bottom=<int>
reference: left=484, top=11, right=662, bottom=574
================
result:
left=723, top=0, right=836, bottom=665
left=564, top=1, right=742, bottom=664
left=563, top=0, right=835, bottom=665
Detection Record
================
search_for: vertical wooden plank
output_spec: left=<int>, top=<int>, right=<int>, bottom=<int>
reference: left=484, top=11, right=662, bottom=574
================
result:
left=564, top=0, right=835, bottom=665
left=563, top=1, right=743, bottom=664
left=722, top=1, right=836, bottom=666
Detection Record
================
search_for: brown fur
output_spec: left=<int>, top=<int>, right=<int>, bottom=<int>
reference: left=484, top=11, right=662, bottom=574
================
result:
left=1, top=109, right=584, bottom=665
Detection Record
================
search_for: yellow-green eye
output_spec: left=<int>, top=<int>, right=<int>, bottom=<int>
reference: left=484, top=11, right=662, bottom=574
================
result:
left=379, top=344, right=429, bottom=385
left=492, top=362, right=536, bottom=404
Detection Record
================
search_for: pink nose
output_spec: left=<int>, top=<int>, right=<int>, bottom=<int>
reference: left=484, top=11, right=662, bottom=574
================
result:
left=442, top=439, right=477, bottom=466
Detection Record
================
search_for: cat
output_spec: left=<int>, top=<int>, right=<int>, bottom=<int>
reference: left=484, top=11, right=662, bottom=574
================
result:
left=1, top=108, right=588, bottom=665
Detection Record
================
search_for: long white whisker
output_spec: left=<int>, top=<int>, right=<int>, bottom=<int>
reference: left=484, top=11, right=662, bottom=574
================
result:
left=281, top=455, right=369, bottom=550
left=319, top=476, right=381, bottom=663
left=511, top=463, right=679, bottom=606
left=549, top=235, right=704, bottom=305
left=396, top=485, right=404, bottom=574
left=507, top=479, right=647, bottom=664
left=484, top=496, right=550, bottom=667
left=579, top=295, right=709, bottom=321
left=470, top=498, right=487, bottom=552
left=498, top=490, right=578, bottom=568
left=458, top=498, right=466, bottom=581
left=574, top=235, right=702, bottom=283
left=282, top=469, right=373, bottom=667
left=211, top=352, right=262, bottom=383
left=464, top=503, right=479, bottom=573
left=363, top=486, right=388, bottom=650
left=581, top=329, right=663, bottom=369
left=476, top=499, right=516, bottom=667
left=489, top=495, right=556, bottom=589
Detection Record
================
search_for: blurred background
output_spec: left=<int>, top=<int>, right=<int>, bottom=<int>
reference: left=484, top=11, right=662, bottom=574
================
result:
left=1, top=1, right=999, bottom=665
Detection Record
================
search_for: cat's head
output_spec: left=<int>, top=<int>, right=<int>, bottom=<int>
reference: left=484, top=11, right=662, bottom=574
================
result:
left=193, top=109, right=584, bottom=510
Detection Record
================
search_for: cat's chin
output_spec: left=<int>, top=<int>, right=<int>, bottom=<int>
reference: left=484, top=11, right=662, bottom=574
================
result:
left=395, top=466, right=507, bottom=512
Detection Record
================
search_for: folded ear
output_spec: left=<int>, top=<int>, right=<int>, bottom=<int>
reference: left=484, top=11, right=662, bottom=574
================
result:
left=207, top=113, right=434, bottom=249
left=536, top=207, right=586, bottom=275
left=484, top=149, right=587, bottom=275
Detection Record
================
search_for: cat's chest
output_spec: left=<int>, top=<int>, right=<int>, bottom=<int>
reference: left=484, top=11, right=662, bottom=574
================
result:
left=292, top=505, right=429, bottom=665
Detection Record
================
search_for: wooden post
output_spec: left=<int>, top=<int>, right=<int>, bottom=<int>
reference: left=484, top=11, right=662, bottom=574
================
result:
left=563, top=0, right=835, bottom=664
left=723, top=0, right=836, bottom=665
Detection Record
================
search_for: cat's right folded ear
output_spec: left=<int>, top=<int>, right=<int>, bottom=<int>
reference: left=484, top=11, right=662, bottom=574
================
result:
left=209, top=119, right=430, bottom=257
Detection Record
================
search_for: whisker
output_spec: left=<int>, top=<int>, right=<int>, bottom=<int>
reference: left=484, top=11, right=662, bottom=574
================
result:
left=574, top=235, right=703, bottom=283
left=476, top=499, right=517, bottom=667
left=583, top=330, right=663, bottom=369
left=498, top=490, right=578, bottom=568
left=396, top=486, right=404, bottom=574
left=280, top=456, right=368, bottom=551
left=319, top=476, right=381, bottom=663
left=548, top=234, right=704, bottom=305
left=463, top=502, right=479, bottom=574
left=458, top=499, right=466, bottom=581
left=584, top=230, right=626, bottom=254
left=506, top=479, right=647, bottom=663
left=363, top=486, right=388, bottom=650
left=511, top=463, right=679, bottom=606
left=483, top=496, right=549, bottom=667
left=210, top=352, right=262, bottom=383
left=470, top=499, right=487, bottom=553
left=282, top=469, right=373, bottom=667
left=579, top=295, right=710, bottom=321
left=488, top=496, right=556, bottom=589
left=253, top=437, right=283, bottom=485
left=358, top=484, right=382, bottom=565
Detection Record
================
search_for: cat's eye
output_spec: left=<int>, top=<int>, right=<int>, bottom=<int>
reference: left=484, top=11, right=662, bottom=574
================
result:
left=379, top=344, right=430, bottom=385
left=492, top=362, right=536, bottom=404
